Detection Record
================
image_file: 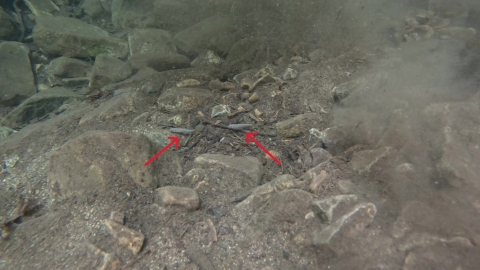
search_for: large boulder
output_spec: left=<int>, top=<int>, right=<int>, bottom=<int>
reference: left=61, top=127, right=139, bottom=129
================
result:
left=89, top=54, right=132, bottom=90
left=48, top=131, right=161, bottom=199
left=193, top=154, right=263, bottom=184
left=0, top=7, right=17, bottom=40
left=249, top=189, right=313, bottom=232
left=223, top=37, right=275, bottom=74
left=173, top=14, right=240, bottom=58
left=32, top=15, right=128, bottom=58
left=2, top=87, right=80, bottom=128
left=79, top=92, right=136, bottom=125
left=0, top=42, right=37, bottom=106
left=313, top=203, right=377, bottom=255
left=24, top=0, right=59, bottom=15
left=111, top=0, right=194, bottom=33
left=127, top=28, right=177, bottom=55
left=81, top=0, right=105, bottom=18
left=423, top=102, right=480, bottom=189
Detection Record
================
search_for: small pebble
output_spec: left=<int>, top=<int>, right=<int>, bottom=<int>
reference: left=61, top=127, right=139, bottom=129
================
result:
left=170, top=128, right=195, bottom=134
left=290, top=56, right=303, bottom=62
left=168, top=115, right=183, bottom=126
left=282, top=68, right=297, bottom=80
left=248, top=92, right=259, bottom=103
left=211, top=104, right=230, bottom=118
left=177, top=79, right=201, bottom=88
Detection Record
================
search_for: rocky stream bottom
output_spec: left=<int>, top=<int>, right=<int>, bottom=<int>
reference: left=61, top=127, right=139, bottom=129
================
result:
left=1, top=41, right=480, bottom=269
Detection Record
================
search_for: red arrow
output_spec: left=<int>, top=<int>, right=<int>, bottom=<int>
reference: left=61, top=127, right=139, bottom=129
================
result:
left=246, top=132, right=281, bottom=165
left=144, top=136, right=179, bottom=166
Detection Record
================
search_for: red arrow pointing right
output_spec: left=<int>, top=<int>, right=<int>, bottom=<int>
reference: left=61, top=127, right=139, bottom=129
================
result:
left=144, top=136, right=179, bottom=166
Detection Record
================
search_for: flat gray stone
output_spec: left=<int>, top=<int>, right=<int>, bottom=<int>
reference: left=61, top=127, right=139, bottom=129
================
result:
left=113, top=88, right=133, bottom=96
left=423, top=102, right=480, bottom=189
left=399, top=232, right=472, bottom=253
left=101, top=66, right=224, bottom=94
left=191, top=50, right=223, bottom=67
left=312, top=195, right=358, bottom=224
left=402, top=236, right=478, bottom=270
left=437, top=27, right=476, bottom=40
left=337, top=180, right=355, bottom=194
left=234, top=174, right=303, bottom=222
left=313, top=203, right=377, bottom=255
left=127, top=53, right=190, bottom=73
left=79, top=92, right=136, bottom=125
left=390, top=200, right=460, bottom=239
left=2, top=87, right=80, bottom=128
left=332, top=80, right=358, bottom=102
left=310, top=148, right=332, bottom=166
left=49, top=57, right=92, bottom=78
left=62, top=77, right=90, bottom=88
left=157, top=87, right=213, bottom=113
left=156, top=186, right=200, bottom=211
left=317, top=126, right=348, bottom=155
left=269, top=174, right=302, bottom=192
left=250, top=189, right=313, bottom=232
left=276, top=113, right=326, bottom=138
left=0, top=42, right=37, bottom=106
left=194, top=154, right=262, bottom=183
left=89, top=54, right=132, bottom=90
left=128, top=28, right=177, bottom=56
left=32, top=15, right=128, bottom=58
left=24, top=0, right=59, bottom=15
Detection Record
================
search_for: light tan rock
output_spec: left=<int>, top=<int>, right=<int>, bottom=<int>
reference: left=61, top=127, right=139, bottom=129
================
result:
left=156, top=186, right=200, bottom=211
left=105, top=219, right=144, bottom=254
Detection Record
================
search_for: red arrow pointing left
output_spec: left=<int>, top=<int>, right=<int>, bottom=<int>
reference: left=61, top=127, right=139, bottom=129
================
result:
left=246, top=132, right=281, bottom=165
left=144, top=136, right=179, bottom=166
